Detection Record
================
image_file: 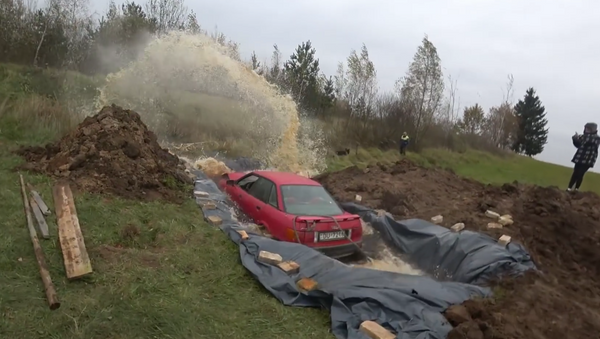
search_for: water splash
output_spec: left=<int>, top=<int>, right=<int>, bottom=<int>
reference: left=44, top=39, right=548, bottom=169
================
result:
left=96, top=31, right=326, bottom=175
left=354, top=220, right=423, bottom=275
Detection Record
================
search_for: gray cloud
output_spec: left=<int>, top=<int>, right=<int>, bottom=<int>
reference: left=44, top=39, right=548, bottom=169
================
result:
left=96, top=0, right=600, bottom=170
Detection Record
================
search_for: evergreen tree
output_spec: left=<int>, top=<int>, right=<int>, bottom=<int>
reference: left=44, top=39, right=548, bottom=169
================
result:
left=511, top=87, right=549, bottom=156
left=283, top=40, right=321, bottom=113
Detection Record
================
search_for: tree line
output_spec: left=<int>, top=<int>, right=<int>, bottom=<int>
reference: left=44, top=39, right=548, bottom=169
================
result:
left=0, top=0, right=549, bottom=155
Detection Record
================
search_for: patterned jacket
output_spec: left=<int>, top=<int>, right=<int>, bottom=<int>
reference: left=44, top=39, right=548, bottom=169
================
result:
left=572, top=132, right=600, bottom=167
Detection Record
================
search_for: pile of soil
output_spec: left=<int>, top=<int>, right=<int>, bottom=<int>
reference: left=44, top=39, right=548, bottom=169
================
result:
left=314, top=159, right=600, bottom=339
left=16, top=105, right=193, bottom=203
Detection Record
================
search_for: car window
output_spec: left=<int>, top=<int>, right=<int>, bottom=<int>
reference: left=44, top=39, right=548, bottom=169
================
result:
left=247, top=178, right=273, bottom=203
left=267, top=185, right=278, bottom=208
left=281, top=185, right=343, bottom=216
left=237, top=175, right=259, bottom=191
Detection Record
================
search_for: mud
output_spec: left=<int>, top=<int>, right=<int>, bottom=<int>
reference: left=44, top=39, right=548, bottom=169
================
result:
left=314, top=159, right=600, bottom=339
left=16, top=105, right=193, bottom=203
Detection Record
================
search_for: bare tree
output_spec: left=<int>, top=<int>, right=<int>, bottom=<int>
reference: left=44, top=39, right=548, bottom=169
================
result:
left=484, top=74, right=517, bottom=148
left=438, top=74, right=460, bottom=138
left=396, top=35, right=445, bottom=146
left=344, top=44, right=378, bottom=116
left=333, top=61, right=346, bottom=99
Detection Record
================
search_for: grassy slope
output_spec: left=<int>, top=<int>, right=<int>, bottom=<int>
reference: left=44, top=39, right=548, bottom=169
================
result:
left=328, top=147, right=600, bottom=194
left=2, top=64, right=599, bottom=338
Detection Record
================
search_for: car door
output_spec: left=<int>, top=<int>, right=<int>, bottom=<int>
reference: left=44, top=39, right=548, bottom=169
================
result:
left=232, top=174, right=260, bottom=218
left=245, top=177, right=272, bottom=221
left=259, top=183, right=289, bottom=241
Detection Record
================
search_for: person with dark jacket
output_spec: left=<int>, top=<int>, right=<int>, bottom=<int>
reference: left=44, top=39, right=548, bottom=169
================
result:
left=567, top=122, right=600, bottom=192
left=399, top=132, right=410, bottom=155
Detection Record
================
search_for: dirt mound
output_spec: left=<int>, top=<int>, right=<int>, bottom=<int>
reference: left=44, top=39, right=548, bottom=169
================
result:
left=314, top=159, right=600, bottom=339
left=16, top=105, right=193, bottom=203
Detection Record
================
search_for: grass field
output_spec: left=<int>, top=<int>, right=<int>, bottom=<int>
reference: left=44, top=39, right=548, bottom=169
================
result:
left=2, top=63, right=600, bottom=338
left=327, top=147, right=600, bottom=194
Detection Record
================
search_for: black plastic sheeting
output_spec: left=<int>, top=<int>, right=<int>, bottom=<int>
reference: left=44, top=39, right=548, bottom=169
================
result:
left=192, top=170, right=535, bottom=339
left=340, top=203, right=537, bottom=285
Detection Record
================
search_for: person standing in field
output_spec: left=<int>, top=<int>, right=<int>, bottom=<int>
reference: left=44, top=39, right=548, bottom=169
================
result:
left=567, top=122, right=600, bottom=192
left=400, top=132, right=410, bottom=155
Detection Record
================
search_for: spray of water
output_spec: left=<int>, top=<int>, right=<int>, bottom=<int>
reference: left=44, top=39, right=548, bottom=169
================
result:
left=96, top=31, right=326, bottom=175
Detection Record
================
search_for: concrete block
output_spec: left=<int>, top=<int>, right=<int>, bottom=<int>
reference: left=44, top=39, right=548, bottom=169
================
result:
left=258, top=251, right=283, bottom=265
left=485, top=210, right=500, bottom=218
left=498, top=235, right=511, bottom=246
left=207, top=215, right=222, bottom=225
left=451, top=223, right=465, bottom=232
left=487, top=222, right=503, bottom=229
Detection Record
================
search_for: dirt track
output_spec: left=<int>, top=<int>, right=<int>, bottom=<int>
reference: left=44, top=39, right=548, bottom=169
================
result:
left=315, top=159, right=600, bottom=339
left=16, top=105, right=192, bottom=203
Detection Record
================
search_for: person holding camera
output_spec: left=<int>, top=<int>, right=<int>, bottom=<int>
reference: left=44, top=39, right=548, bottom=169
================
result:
left=567, top=122, right=600, bottom=192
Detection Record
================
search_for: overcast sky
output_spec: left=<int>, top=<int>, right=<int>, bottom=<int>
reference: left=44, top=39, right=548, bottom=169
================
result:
left=94, top=0, right=599, bottom=169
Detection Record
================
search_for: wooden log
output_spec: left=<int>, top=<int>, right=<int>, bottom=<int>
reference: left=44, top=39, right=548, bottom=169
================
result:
left=53, top=181, right=93, bottom=279
left=30, top=197, right=50, bottom=239
left=19, top=175, right=60, bottom=310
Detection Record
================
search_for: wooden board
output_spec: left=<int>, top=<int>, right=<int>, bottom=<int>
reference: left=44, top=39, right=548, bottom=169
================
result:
left=30, top=197, right=50, bottom=239
left=27, top=183, right=51, bottom=215
left=53, top=182, right=92, bottom=279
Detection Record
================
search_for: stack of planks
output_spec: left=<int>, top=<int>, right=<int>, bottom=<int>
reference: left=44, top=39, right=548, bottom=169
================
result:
left=18, top=175, right=93, bottom=311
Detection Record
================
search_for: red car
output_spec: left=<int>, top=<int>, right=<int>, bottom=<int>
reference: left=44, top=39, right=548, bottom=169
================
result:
left=219, top=171, right=363, bottom=258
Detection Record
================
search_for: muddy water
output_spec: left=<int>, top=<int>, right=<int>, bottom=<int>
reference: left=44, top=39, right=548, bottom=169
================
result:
left=346, top=220, right=422, bottom=275
left=97, top=31, right=326, bottom=176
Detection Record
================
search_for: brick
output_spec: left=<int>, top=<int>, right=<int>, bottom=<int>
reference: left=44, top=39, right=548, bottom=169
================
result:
left=237, top=230, right=249, bottom=240
left=498, top=216, right=514, bottom=226
left=451, top=223, right=465, bottom=232
left=359, top=321, right=395, bottom=339
left=487, top=222, right=503, bottom=229
left=258, top=251, right=283, bottom=265
left=431, top=215, right=443, bottom=224
left=278, top=261, right=300, bottom=274
left=194, top=190, right=209, bottom=198
left=485, top=210, right=501, bottom=218
left=296, top=278, right=318, bottom=291
left=498, top=235, right=511, bottom=246
left=207, top=215, right=222, bottom=225
left=355, top=194, right=362, bottom=202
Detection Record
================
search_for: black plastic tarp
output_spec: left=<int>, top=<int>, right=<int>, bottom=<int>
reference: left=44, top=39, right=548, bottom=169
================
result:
left=192, top=170, right=502, bottom=339
left=339, top=203, right=537, bottom=285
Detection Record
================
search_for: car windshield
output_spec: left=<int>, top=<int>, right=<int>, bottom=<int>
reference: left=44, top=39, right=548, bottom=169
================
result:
left=280, top=185, right=343, bottom=216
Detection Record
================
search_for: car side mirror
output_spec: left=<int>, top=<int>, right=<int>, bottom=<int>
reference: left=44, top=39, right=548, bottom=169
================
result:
left=226, top=179, right=235, bottom=186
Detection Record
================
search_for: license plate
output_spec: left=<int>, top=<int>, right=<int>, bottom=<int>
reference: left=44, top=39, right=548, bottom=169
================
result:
left=318, top=231, right=347, bottom=241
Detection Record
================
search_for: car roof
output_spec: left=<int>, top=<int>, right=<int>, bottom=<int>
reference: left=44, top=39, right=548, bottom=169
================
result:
left=252, top=171, right=321, bottom=186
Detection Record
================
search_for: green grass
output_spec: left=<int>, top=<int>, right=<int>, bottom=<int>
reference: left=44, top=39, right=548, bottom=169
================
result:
left=327, top=147, right=600, bottom=194
left=0, top=102, right=331, bottom=339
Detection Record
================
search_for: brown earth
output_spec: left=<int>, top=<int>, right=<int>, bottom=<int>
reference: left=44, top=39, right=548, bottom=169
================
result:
left=15, top=104, right=193, bottom=203
left=314, top=159, right=600, bottom=339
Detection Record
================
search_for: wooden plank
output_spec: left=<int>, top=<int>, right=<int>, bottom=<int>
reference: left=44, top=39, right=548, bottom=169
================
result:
left=27, top=183, right=51, bottom=215
left=360, top=321, right=395, bottom=339
left=29, top=197, right=50, bottom=239
left=20, top=175, right=60, bottom=310
left=53, top=181, right=92, bottom=279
